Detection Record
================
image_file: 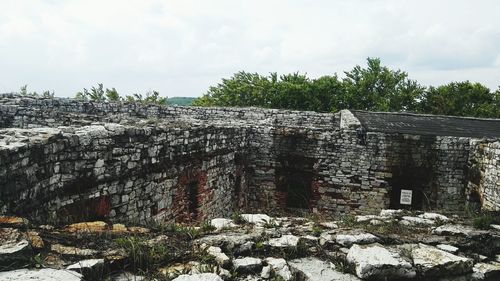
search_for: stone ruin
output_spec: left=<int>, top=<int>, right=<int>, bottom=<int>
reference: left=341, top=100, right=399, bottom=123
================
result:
left=0, top=93, right=499, bottom=224
left=0, top=93, right=500, bottom=281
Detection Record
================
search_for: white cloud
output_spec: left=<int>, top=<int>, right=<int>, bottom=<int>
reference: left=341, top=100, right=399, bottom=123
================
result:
left=0, top=0, right=499, bottom=97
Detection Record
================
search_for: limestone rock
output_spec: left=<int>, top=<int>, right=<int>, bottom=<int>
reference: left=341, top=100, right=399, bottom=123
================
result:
left=0, top=268, right=82, bottom=280
left=433, top=224, right=475, bottom=236
left=400, top=216, right=435, bottom=226
left=336, top=233, right=378, bottom=247
left=436, top=244, right=459, bottom=253
left=206, top=246, right=230, bottom=267
left=267, top=234, right=300, bottom=248
left=0, top=216, right=29, bottom=227
left=380, top=209, right=404, bottom=218
left=418, top=212, right=450, bottom=222
left=346, top=244, right=416, bottom=279
left=412, top=243, right=473, bottom=277
left=472, top=262, right=500, bottom=280
left=319, top=221, right=338, bottom=229
left=289, top=257, right=360, bottom=281
left=233, top=257, right=262, bottom=273
left=260, top=265, right=271, bottom=279
left=355, top=215, right=379, bottom=223
left=110, top=271, right=145, bottom=281
left=172, top=273, right=223, bottom=281
left=265, top=257, right=292, bottom=281
left=27, top=231, right=44, bottom=249
left=67, top=258, right=104, bottom=278
left=51, top=244, right=98, bottom=256
left=241, top=214, right=275, bottom=226
left=195, top=232, right=259, bottom=252
left=0, top=239, right=31, bottom=264
left=319, top=232, right=334, bottom=246
left=210, top=218, right=236, bottom=230
left=66, top=221, right=108, bottom=233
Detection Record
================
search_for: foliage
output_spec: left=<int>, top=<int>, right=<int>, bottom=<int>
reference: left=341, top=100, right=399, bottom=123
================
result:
left=473, top=212, right=500, bottom=230
left=20, top=85, right=55, bottom=98
left=115, top=236, right=171, bottom=271
left=193, top=58, right=500, bottom=118
left=418, top=82, right=500, bottom=118
left=75, top=84, right=168, bottom=105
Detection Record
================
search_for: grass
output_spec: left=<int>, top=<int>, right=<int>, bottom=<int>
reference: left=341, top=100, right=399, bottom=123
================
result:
left=115, top=236, right=172, bottom=272
left=473, top=212, right=500, bottom=230
left=232, top=212, right=245, bottom=224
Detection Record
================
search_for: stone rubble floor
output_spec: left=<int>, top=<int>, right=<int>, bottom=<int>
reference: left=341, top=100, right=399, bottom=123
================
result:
left=0, top=210, right=499, bottom=281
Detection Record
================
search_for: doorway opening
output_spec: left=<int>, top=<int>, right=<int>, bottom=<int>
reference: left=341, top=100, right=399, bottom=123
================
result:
left=187, top=181, right=199, bottom=220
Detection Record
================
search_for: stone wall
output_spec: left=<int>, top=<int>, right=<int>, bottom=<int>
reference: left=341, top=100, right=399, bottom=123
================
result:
left=0, top=122, right=249, bottom=224
left=468, top=140, right=500, bottom=211
left=1, top=94, right=499, bottom=224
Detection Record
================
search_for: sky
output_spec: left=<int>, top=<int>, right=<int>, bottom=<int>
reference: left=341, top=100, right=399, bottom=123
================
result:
left=0, top=0, right=499, bottom=98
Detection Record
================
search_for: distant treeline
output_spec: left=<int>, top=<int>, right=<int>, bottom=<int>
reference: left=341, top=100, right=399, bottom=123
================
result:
left=19, top=84, right=195, bottom=106
left=193, top=58, right=500, bottom=118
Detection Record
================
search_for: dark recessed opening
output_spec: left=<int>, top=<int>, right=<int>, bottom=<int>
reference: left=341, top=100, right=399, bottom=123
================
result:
left=187, top=181, right=199, bottom=220
left=285, top=172, right=312, bottom=209
left=389, top=167, right=431, bottom=210
left=468, top=190, right=481, bottom=212
left=276, top=155, right=315, bottom=211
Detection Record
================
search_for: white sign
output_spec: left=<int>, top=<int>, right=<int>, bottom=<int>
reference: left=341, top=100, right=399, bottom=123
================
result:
left=400, top=189, right=413, bottom=205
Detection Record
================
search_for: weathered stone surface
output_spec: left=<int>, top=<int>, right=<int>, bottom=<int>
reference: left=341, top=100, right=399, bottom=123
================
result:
left=0, top=239, right=31, bottom=264
left=267, top=234, right=300, bottom=248
left=0, top=268, right=83, bottom=280
left=67, top=258, right=104, bottom=278
left=66, top=221, right=108, bottom=233
left=472, top=262, right=500, bottom=280
left=336, top=233, right=378, bottom=247
left=241, top=214, right=274, bottom=226
left=0, top=216, right=28, bottom=227
left=437, top=244, right=459, bottom=253
left=418, top=212, right=450, bottom=221
left=346, top=244, right=416, bottom=279
left=355, top=215, right=379, bottom=223
left=380, top=209, right=404, bottom=218
left=265, top=257, right=292, bottom=281
left=172, top=273, right=223, bottom=281
left=289, top=257, right=360, bottom=281
left=195, top=232, right=259, bottom=252
left=206, top=246, right=230, bottom=266
left=51, top=244, right=98, bottom=256
left=433, top=224, right=475, bottom=236
left=27, top=231, right=44, bottom=249
left=400, top=216, right=436, bottom=226
left=412, top=243, right=473, bottom=277
left=233, top=257, right=262, bottom=273
left=110, top=272, right=145, bottom=281
left=210, top=218, right=236, bottom=230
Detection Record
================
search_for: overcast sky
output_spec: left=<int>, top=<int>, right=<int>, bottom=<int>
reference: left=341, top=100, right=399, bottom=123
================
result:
left=1, top=0, right=499, bottom=97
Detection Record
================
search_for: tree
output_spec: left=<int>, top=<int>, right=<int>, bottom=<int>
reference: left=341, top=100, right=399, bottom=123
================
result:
left=105, top=87, right=120, bottom=101
left=418, top=81, right=499, bottom=118
left=76, top=83, right=106, bottom=101
left=342, top=57, right=424, bottom=112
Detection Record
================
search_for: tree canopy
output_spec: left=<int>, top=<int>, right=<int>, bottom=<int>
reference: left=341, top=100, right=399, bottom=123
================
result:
left=193, top=58, right=500, bottom=118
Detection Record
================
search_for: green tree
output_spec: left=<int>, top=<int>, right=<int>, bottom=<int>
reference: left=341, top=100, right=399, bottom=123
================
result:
left=342, top=57, right=424, bottom=111
left=76, top=83, right=106, bottom=101
left=105, top=87, right=121, bottom=101
left=418, top=81, right=499, bottom=118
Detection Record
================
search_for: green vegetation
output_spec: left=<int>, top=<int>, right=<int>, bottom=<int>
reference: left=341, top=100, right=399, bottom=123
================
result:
left=20, top=85, right=55, bottom=98
left=473, top=212, right=500, bottom=230
left=75, top=83, right=168, bottom=105
left=193, top=58, right=500, bottom=118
